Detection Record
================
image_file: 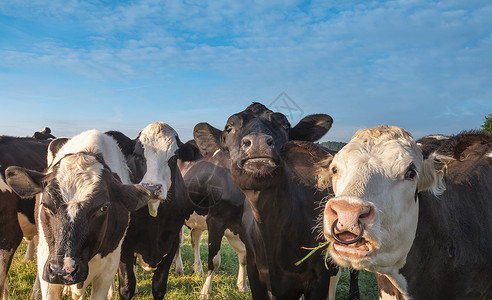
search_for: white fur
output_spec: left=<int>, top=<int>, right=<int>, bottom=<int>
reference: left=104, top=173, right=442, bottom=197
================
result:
left=328, top=269, right=341, bottom=300
left=137, top=122, right=179, bottom=215
left=323, top=126, right=444, bottom=298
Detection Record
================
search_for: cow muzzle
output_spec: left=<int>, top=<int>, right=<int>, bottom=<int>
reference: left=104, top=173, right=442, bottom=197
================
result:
left=324, top=199, right=376, bottom=259
left=141, top=183, right=165, bottom=217
left=44, top=256, right=86, bottom=285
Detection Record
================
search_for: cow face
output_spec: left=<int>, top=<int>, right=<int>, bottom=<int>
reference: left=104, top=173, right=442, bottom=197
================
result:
left=130, top=122, right=181, bottom=217
left=5, top=153, right=150, bottom=285
left=193, top=102, right=333, bottom=190
left=318, top=126, right=444, bottom=274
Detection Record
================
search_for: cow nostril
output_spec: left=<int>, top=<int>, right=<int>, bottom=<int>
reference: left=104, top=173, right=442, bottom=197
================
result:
left=266, top=137, right=273, bottom=147
left=242, top=139, right=252, bottom=149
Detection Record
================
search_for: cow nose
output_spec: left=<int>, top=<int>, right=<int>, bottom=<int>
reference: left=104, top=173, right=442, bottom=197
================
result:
left=48, top=260, right=79, bottom=281
left=324, top=200, right=375, bottom=237
left=241, top=134, right=274, bottom=153
left=141, top=183, right=163, bottom=198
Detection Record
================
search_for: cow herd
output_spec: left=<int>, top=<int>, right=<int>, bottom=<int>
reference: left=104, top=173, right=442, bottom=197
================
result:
left=0, top=102, right=491, bottom=300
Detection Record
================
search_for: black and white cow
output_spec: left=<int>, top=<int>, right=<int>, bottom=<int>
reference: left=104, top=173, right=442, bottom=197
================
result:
left=193, top=102, right=343, bottom=299
left=179, top=148, right=248, bottom=299
left=318, top=126, right=492, bottom=299
left=109, top=122, right=195, bottom=300
left=0, top=135, right=51, bottom=299
left=5, top=129, right=151, bottom=299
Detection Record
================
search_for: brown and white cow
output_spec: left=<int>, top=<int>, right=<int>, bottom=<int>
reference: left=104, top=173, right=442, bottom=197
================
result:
left=317, top=126, right=492, bottom=299
left=5, top=130, right=151, bottom=299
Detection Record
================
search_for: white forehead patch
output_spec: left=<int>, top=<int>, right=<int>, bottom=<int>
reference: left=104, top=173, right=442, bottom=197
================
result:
left=341, top=126, right=423, bottom=175
left=55, top=154, right=103, bottom=221
left=138, top=122, right=179, bottom=157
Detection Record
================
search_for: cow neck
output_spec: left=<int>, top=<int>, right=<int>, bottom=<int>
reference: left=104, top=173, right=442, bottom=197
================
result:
left=241, top=168, right=293, bottom=225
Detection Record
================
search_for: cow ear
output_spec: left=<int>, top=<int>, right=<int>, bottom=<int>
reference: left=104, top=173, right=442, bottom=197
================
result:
left=176, top=139, right=203, bottom=162
left=289, top=114, right=333, bottom=142
left=115, top=183, right=151, bottom=212
left=193, top=123, right=223, bottom=156
left=5, top=166, right=45, bottom=198
left=47, top=137, right=69, bottom=167
left=281, top=141, right=333, bottom=188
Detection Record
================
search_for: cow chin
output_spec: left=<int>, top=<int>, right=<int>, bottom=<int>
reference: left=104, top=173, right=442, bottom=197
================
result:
left=328, top=242, right=376, bottom=270
left=231, top=162, right=280, bottom=190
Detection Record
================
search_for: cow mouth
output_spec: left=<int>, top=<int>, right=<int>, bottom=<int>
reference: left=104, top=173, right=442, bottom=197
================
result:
left=331, top=233, right=375, bottom=258
left=241, top=157, right=278, bottom=174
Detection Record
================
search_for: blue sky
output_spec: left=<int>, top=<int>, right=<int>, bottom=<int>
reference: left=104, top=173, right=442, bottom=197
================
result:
left=1, top=0, right=491, bottom=142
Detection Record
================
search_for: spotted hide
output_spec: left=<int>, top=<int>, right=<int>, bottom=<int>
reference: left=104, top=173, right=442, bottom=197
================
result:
left=5, top=130, right=150, bottom=300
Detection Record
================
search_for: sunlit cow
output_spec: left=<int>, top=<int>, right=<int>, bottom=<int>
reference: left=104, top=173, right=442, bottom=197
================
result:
left=318, top=126, right=492, bottom=299
left=6, top=130, right=151, bottom=299
left=193, top=102, right=344, bottom=299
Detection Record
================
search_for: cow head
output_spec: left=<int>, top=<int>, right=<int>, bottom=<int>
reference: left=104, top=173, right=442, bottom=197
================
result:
left=5, top=152, right=150, bottom=285
left=317, top=125, right=445, bottom=275
left=128, top=122, right=183, bottom=217
left=193, top=102, right=333, bottom=191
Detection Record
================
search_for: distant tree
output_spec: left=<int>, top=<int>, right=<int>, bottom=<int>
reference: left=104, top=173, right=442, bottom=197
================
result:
left=320, top=141, right=347, bottom=152
left=482, top=114, right=492, bottom=136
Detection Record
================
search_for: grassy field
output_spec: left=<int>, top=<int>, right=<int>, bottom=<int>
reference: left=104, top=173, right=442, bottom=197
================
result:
left=7, top=229, right=378, bottom=299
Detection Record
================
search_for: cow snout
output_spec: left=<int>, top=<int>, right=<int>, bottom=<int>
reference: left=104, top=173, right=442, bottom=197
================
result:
left=141, top=183, right=163, bottom=198
left=45, top=257, right=82, bottom=284
left=141, top=183, right=165, bottom=217
left=324, top=200, right=375, bottom=240
left=241, top=133, right=274, bottom=153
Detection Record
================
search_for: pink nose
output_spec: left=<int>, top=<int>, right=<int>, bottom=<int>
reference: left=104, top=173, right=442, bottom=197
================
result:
left=324, top=200, right=375, bottom=237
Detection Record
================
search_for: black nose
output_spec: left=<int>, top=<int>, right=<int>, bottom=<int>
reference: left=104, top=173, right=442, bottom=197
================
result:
left=241, top=134, right=274, bottom=153
left=141, top=183, right=163, bottom=198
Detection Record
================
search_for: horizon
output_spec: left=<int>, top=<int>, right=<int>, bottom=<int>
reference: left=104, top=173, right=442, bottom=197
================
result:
left=1, top=0, right=491, bottom=143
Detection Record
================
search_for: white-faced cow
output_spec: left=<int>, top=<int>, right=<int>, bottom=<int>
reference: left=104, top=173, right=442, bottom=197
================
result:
left=179, top=148, right=248, bottom=299
left=193, top=102, right=343, bottom=299
left=5, top=129, right=151, bottom=299
left=108, top=122, right=194, bottom=300
left=318, top=126, right=492, bottom=299
left=0, top=134, right=51, bottom=299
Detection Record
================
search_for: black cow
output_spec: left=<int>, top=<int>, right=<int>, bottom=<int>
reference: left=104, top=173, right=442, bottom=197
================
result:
left=179, top=148, right=248, bottom=299
left=5, top=129, right=151, bottom=299
left=0, top=133, right=53, bottom=299
left=193, top=102, right=342, bottom=299
left=107, top=122, right=195, bottom=300
left=319, top=126, right=492, bottom=299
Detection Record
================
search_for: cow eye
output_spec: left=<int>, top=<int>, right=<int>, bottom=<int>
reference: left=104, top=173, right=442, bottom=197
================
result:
left=225, top=125, right=232, bottom=133
left=331, top=166, right=338, bottom=174
left=405, top=168, right=417, bottom=180
left=99, top=204, right=109, bottom=213
left=282, top=123, right=290, bottom=130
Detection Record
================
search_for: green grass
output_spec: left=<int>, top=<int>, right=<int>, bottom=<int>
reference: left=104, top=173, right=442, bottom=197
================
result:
left=7, top=229, right=378, bottom=299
